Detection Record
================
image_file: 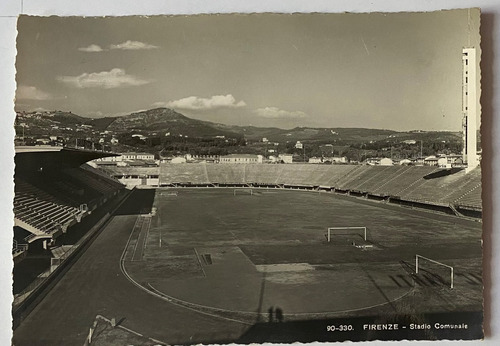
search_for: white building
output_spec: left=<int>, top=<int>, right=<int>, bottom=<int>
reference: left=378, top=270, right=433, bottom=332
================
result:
left=445, top=154, right=463, bottom=166
left=437, top=157, right=449, bottom=168
left=220, top=154, right=263, bottom=164
left=131, top=134, right=147, bottom=140
left=402, top=140, right=417, bottom=145
left=94, top=156, right=122, bottom=163
left=308, top=157, right=323, bottom=164
left=171, top=157, right=187, bottom=164
left=309, top=156, right=347, bottom=164
left=121, top=152, right=155, bottom=160
left=365, top=157, right=393, bottom=166
left=379, top=158, right=393, bottom=166
left=268, top=155, right=278, bottom=163
left=191, top=154, right=220, bottom=163
left=94, top=152, right=155, bottom=163
left=278, top=154, right=293, bottom=164
left=325, top=156, right=347, bottom=164
left=423, top=156, right=438, bottom=167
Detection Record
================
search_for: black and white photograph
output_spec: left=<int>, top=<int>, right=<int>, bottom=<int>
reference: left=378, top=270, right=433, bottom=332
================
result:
left=9, top=7, right=487, bottom=345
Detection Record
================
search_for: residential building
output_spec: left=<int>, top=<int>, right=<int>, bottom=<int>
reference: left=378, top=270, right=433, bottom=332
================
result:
left=220, top=154, right=263, bottom=164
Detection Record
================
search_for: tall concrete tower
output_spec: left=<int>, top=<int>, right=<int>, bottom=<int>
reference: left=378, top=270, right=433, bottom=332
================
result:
left=462, top=47, right=479, bottom=172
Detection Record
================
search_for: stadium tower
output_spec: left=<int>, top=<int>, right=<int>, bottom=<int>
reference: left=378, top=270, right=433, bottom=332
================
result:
left=461, top=47, right=479, bottom=173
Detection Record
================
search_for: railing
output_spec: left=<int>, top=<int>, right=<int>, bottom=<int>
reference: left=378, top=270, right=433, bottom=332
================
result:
left=13, top=213, right=109, bottom=309
left=23, top=233, right=37, bottom=242
left=12, top=240, right=29, bottom=255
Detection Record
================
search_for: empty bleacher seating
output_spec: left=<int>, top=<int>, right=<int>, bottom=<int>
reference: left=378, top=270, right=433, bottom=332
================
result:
left=14, top=165, right=125, bottom=243
left=156, top=162, right=481, bottom=214
left=160, top=163, right=209, bottom=183
left=206, top=164, right=244, bottom=183
left=14, top=179, right=83, bottom=241
left=454, top=184, right=482, bottom=209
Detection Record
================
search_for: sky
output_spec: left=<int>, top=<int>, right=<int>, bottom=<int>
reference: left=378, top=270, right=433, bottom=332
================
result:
left=14, top=10, right=481, bottom=131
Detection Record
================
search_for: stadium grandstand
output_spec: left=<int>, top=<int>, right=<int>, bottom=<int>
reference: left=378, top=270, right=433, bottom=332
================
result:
left=13, top=150, right=482, bottom=344
left=153, top=163, right=481, bottom=217
left=13, top=145, right=127, bottom=324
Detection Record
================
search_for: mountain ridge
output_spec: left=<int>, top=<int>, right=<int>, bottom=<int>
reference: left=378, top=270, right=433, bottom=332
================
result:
left=17, top=108, right=462, bottom=144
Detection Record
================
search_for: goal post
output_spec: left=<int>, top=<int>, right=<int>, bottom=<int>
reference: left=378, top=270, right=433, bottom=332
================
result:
left=327, top=227, right=367, bottom=242
left=233, top=188, right=253, bottom=196
left=415, top=254, right=454, bottom=289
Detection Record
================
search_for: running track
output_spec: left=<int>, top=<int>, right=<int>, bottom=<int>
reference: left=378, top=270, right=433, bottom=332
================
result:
left=13, top=214, right=247, bottom=345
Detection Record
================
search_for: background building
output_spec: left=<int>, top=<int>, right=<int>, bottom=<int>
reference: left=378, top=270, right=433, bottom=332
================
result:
left=220, top=154, right=263, bottom=164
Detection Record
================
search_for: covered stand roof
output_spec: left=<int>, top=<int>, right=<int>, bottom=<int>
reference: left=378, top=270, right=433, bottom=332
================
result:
left=15, top=146, right=119, bottom=174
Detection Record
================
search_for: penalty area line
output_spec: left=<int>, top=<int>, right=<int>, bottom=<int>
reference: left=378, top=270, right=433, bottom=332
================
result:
left=119, top=221, right=250, bottom=326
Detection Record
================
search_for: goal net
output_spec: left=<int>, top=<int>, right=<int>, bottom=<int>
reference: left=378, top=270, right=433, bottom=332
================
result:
left=415, top=255, right=454, bottom=289
left=233, top=189, right=253, bottom=196
left=326, top=227, right=367, bottom=243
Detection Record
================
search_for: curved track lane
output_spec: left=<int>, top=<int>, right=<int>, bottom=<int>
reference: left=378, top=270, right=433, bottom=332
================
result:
left=13, top=215, right=247, bottom=346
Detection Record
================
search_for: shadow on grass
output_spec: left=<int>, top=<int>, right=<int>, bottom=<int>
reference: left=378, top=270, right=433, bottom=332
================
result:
left=114, top=189, right=156, bottom=215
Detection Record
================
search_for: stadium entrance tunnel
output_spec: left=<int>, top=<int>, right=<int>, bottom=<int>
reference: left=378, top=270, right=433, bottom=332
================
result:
left=455, top=206, right=482, bottom=219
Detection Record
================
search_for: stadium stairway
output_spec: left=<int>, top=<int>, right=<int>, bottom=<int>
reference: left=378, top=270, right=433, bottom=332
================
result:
left=392, top=167, right=442, bottom=199
left=333, top=165, right=370, bottom=190
left=370, top=166, right=413, bottom=195
left=453, top=183, right=482, bottom=209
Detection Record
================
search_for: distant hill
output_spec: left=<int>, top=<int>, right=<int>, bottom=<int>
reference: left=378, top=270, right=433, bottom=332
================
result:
left=16, top=107, right=462, bottom=147
left=105, top=108, right=404, bottom=143
left=107, top=108, right=243, bottom=138
left=237, top=126, right=399, bottom=143
left=45, top=111, right=86, bottom=125
left=86, top=117, right=118, bottom=131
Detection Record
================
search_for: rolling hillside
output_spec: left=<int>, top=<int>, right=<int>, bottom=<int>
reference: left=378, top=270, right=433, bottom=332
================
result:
left=16, top=108, right=463, bottom=155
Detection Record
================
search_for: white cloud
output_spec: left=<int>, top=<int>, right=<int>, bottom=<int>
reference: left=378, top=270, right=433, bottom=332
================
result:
left=109, top=40, right=159, bottom=50
left=16, top=85, right=53, bottom=100
left=57, top=68, right=151, bottom=89
left=151, top=101, right=168, bottom=108
left=254, top=107, right=307, bottom=119
left=78, top=44, right=104, bottom=52
left=158, top=94, right=246, bottom=110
